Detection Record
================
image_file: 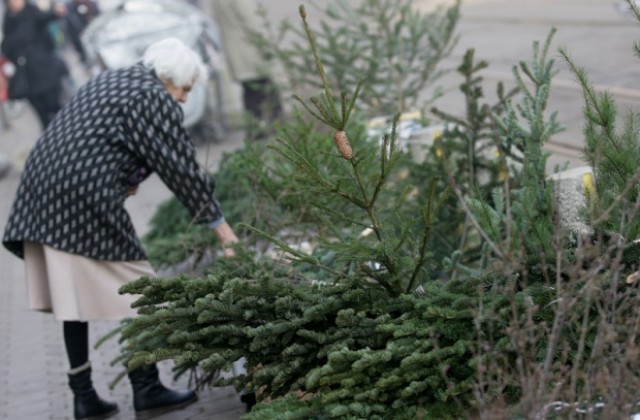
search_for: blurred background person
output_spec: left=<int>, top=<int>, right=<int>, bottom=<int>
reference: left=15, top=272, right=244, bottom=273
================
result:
left=1, top=0, right=68, bottom=130
left=37, top=0, right=66, bottom=53
left=0, top=52, right=11, bottom=178
left=63, top=0, right=99, bottom=65
left=207, top=0, right=283, bottom=140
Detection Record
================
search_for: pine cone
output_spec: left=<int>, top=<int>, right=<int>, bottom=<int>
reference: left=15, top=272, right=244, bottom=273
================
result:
left=333, top=130, right=353, bottom=160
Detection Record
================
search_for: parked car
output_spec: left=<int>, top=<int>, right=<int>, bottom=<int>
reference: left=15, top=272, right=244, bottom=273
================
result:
left=81, top=0, right=227, bottom=142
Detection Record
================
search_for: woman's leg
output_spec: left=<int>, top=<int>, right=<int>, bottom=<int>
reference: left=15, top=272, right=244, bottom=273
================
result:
left=64, top=321, right=118, bottom=420
left=63, top=321, right=89, bottom=369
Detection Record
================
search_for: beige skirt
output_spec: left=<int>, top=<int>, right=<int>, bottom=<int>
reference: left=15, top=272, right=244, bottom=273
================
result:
left=24, top=242, right=156, bottom=321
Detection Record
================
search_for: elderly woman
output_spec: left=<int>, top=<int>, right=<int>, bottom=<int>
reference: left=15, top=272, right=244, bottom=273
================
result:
left=2, top=37, right=239, bottom=419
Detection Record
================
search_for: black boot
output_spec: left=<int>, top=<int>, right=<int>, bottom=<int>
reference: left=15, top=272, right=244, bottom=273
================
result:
left=128, top=364, right=198, bottom=418
left=240, top=391, right=257, bottom=412
left=67, top=362, right=119, bottom=420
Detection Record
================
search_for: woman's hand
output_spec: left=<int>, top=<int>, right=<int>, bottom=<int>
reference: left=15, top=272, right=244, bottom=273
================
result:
left=211, top=221, right=239, bottom=257
left=222, top=246, right=236, bottom=258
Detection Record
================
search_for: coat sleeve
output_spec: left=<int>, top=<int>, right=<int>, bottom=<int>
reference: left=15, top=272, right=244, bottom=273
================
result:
left=121, top=88, right=224, bottom=225
left=1, top=19, right=18, bottom=58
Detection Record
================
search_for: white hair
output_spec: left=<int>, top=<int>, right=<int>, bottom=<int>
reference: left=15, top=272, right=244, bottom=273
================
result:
left=142, top=37, right=207, bottom=87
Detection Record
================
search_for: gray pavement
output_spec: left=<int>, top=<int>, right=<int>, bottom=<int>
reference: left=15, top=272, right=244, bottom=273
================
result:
left=1, top=0, right=639, bottom=419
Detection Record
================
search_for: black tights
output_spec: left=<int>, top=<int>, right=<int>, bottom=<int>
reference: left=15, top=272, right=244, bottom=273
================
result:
left=63, top=321, right=89, bottom=369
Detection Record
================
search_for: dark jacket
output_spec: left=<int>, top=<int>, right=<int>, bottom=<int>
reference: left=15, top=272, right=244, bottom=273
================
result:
left=65, top=0, right=99, bottom=33
left=1, top=3, right=65, bottom=96
left=3, top=63, right=224, bottom=261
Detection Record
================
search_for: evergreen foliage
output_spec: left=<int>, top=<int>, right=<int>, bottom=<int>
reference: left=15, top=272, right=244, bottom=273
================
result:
left=108, top=1, right=640, bottom=418
left=116, top=15, right=558, bottom=420
left=143, top=197, right=211, bottom=269
left=560, top=47, right=640, bottom=245
left=252, top=0, right=459, bottom=115
left=456, top=29, right=564, bottom=272
left=411, top=47, right=520, bottom=274
left=143, top=114, right=406, bottom=270
left=117, top=253, right=494, bottom=419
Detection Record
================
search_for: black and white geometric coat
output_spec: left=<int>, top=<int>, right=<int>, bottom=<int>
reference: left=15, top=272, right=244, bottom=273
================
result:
left=3, top=63, right=224, bottom=261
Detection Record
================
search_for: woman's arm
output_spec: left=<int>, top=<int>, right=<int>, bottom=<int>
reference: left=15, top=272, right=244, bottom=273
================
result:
left=121, top=88, right=239, bottom=254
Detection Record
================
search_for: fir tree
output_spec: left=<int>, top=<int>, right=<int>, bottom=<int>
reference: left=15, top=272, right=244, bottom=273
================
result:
left=252, top=0, right=460, bottom=115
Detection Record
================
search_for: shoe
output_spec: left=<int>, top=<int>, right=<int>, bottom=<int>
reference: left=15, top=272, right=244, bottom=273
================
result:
left=128, top=364, right=198, bottom=418
left=67, top=362, right=119, bottom=420
left=240, top=391, right=257, bottom=412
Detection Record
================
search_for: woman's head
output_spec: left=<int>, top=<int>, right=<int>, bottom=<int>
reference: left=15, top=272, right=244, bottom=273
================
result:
left=142, top=38, right=207, bottom=103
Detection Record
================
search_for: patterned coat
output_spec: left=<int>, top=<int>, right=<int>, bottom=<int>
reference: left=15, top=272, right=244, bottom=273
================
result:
left=3, top=64, right=224, bottom=261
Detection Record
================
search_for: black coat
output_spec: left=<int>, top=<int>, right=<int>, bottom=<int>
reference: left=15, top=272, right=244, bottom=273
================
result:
left=1, top=3, right=66, bottom=96
left=65, top=0, right=99, bottom=34
left=3, top=64, right=224, bottom=261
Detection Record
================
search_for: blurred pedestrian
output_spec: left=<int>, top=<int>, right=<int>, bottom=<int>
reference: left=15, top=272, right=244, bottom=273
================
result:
left=1, top=0, right=68, bottom=130
left=2, top=37, right=240, bottom=420
left=63, top=0, right=99, bottom=64
left=38, top=0, right=66, bottom=52
left=0, top=55, right=11, bottom=130
left=208, top=0, right=283, bottom=139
